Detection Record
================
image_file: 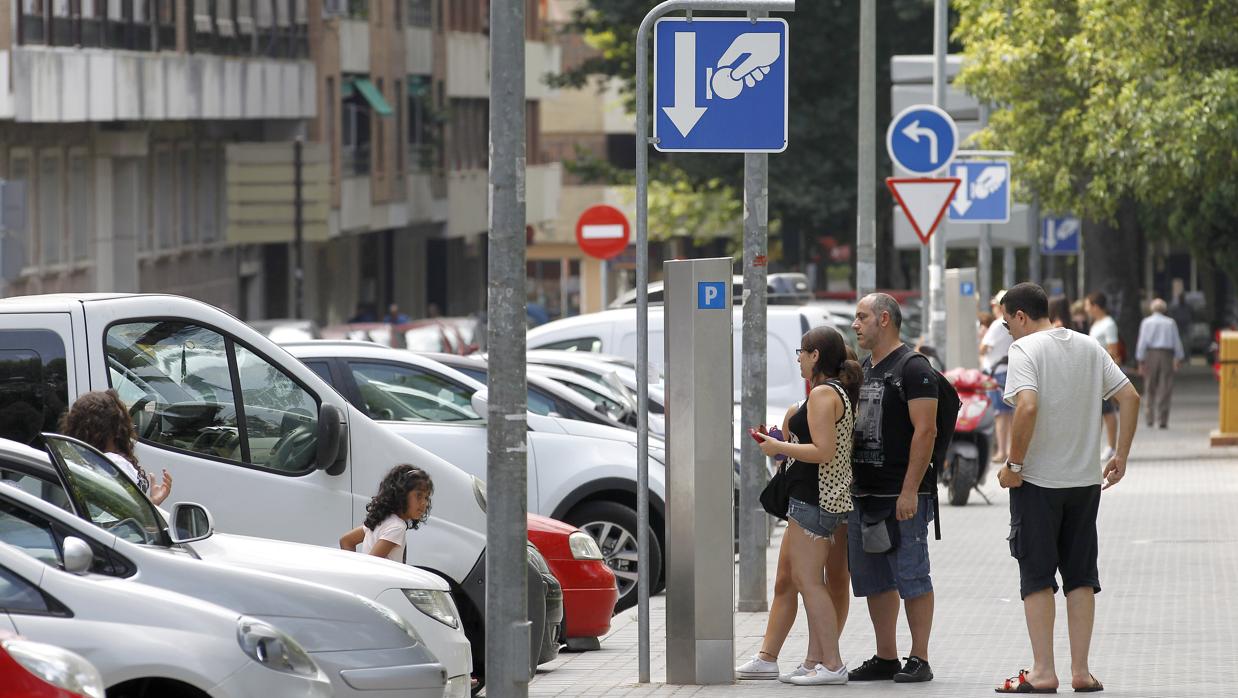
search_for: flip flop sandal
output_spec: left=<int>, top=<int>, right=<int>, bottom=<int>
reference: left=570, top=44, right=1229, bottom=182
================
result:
left=996, top=670, right=1058, bottom=694
left=1075, top=674, right=1104, bottom=692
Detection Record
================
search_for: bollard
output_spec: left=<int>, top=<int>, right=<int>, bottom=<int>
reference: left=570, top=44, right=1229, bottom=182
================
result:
left=1212, top=331, right=1238, bottom=447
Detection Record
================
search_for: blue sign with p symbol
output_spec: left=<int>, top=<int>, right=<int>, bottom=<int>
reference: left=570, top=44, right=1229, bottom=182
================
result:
left=698, top=281, right=727, bottom=309
left=961, top=281, right=976, bottom=297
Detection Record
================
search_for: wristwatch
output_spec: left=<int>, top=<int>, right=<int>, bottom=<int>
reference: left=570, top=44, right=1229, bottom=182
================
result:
left=1006, top=461, right=1023, bottom=473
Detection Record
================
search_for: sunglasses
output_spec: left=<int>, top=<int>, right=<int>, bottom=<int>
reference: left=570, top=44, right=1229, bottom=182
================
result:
left=1002, top=320, right=1009, bottom=331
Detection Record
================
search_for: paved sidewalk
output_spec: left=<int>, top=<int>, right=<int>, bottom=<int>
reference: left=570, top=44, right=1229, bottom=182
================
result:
left=527, top=368, right=1236, bottom=697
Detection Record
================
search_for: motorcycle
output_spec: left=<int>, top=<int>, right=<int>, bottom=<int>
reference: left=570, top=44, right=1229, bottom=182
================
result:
left=941, top=367, right=999, bottom=506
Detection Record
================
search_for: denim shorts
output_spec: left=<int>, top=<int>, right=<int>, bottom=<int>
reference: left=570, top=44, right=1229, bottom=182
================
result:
left=991, top=369, right=1014, bottom=414
left=787, top=497, right=847, bottom=540
left=847, top=494, right=935, bottom=600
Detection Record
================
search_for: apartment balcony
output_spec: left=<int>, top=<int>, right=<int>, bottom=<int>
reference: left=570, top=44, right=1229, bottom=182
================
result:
left=225, top=142, right=330, bottom=245
left=445, top=33, right=561, bottom=100
left=445, top=163, right=561, bottom=240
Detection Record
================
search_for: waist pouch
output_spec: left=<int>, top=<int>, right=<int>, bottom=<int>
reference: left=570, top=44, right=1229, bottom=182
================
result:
left=858, top=498, right=901, bottom=554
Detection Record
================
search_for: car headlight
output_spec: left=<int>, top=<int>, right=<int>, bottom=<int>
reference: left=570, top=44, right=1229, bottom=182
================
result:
left=235, top=617, right=321, bottom=678
left=472, top=476, right=487, bottom=513
left=403, top=588, right=460, bottom=629
left=2, top=639, right=105, bottom=698
left=568, top=531, right=604, bottom=561
left=444, top=674, right=471, bottom=698
left=357, top=596, right=423, bottom=644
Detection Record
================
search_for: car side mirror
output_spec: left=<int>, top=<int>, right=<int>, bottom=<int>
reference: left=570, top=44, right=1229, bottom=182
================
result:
left=316, top=403, right=348, bottom=475
left=62, top=536, right=94, bottom=575
left=169, top=502, right=215, bottom=544
left=470, top=390, right=489, bottom=422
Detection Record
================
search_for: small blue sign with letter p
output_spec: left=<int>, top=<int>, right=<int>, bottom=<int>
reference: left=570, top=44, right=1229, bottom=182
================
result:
left=698, top=281, right=727, bottom=309
left=961, top=281, right=976, bottom=297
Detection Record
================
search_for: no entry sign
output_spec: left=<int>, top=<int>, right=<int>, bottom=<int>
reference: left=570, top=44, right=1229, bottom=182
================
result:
left=576, top=205, right=631, bottom=260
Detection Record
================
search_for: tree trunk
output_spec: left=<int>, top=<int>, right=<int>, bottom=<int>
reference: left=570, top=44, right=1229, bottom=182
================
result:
left=1084, top=198, right=1144, bottom=366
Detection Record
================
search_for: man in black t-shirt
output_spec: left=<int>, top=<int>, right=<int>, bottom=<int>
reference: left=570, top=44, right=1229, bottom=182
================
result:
left=846, top=294, right=939, bottom=684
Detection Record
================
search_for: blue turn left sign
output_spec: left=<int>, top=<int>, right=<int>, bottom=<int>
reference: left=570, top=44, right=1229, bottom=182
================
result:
left=697, top=281, right=727, bottom=309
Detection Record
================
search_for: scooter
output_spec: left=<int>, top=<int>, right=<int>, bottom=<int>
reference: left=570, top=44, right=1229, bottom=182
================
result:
left=942, top=368, right=999, bottom=506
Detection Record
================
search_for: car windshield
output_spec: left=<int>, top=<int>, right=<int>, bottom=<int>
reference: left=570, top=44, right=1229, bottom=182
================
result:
left=43, top=435, right=170, bottom=547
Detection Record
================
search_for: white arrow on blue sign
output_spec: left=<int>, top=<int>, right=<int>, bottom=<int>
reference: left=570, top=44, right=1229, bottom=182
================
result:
left=886, top=104, right=958, bottom=175
left=948, top=160, right=1011, bottom=223
left=653, top=17, right=789, bottom=153
left=1041, top=216, right=1081, bottom=255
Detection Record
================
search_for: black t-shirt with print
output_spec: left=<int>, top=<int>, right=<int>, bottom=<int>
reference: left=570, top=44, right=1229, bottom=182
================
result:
left=852, top=344, right=939, bottom=496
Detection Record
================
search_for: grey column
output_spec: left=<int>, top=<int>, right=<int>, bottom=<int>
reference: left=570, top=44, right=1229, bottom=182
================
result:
left=855, top=0, right=877, bottom=298
left=738, top=152, right=768, bottom=614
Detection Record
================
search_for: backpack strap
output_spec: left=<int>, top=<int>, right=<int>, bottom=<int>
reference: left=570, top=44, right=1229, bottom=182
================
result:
left=886, top=346, right=934, bottom=403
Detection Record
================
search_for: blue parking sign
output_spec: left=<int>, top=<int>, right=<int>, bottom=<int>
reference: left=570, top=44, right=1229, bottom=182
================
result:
left=654, top=18, right=789, bottom=153
left=947, top=161, right=1011, bottom=223
left=697, top=281, right=727, bottom=309
left=1041, top=217, right=1081, bottom=255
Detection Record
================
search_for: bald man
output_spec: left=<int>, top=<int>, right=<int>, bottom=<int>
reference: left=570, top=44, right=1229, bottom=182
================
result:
left=1136, top=298, right=1185, bottom=429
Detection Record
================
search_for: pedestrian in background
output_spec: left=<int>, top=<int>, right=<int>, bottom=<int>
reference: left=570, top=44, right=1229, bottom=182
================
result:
left=847, top=293, right=939, bottom=684
left=340, top=464, right=434, bottom=563
left=1085, top=292, right=1122, bottom=461
left=1136, top=298, right=1185, bottom=429
left=59, top=390, right=173, bottom=505
left=1070, top=300, right=1090, bottom=334
left=995, top=283, right=1139, bottom=694
left=981, top=290, right=1014, bottom=465
left=1048, top=295, right=1072, bottom=330
left=737, top=326, right=860, bottom=685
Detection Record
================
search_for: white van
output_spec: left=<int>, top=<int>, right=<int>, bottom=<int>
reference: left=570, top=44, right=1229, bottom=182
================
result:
left=0, top=293, right=547, bottom=685
left=526, top=304, right=859, bottom=413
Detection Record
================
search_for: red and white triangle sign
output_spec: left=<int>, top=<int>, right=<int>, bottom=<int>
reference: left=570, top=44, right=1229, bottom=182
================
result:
left=887, top=177, right=961, bottom=245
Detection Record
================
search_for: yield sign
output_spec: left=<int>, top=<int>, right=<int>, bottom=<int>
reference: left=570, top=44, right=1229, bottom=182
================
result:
left=887, top=177, right=961, bottom=245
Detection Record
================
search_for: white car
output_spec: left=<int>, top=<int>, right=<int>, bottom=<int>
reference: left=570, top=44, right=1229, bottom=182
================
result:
left=282, top=341, right=670, bottom=611
left=526, top=304, right=859, bottom=414
left=0, top=435, right=472, bottom=696
left=0, top=542, right=334, bottom=698
left=0, top=434, right=448, bottom=698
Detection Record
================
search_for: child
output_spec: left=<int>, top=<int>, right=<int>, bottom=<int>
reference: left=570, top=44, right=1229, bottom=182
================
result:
left=59, top=390, right=173, bottom=505
left=340, top=464, right=434, bottom=563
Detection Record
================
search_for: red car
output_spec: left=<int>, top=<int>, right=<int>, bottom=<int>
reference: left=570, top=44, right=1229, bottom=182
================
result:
left=0, top=631, right=105, bottom=698
left=527, top=514, right=618, bottom=651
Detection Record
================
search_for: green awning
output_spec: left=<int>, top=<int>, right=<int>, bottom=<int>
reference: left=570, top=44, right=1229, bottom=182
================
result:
left=351, top=77, right=393, bottom=116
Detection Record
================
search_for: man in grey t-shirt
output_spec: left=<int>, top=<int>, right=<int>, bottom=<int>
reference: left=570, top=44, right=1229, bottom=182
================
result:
left=993, top=283, right=1140, bottom=695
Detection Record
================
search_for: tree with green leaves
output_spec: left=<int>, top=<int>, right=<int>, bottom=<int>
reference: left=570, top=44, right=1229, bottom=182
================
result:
left=954, top=0, right=1238, bottom=345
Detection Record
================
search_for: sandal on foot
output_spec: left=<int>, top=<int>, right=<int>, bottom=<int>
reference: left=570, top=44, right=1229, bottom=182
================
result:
left=996, top=670, right=1057, bottom=694
left=1074, top=675, right=1104, bottom=693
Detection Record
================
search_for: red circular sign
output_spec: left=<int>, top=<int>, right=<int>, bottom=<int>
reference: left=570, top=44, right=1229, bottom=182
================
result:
left=575, top=205, right=631, bottom=260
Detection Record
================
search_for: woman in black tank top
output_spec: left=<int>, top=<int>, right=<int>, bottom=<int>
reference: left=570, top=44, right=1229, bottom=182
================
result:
left=734, top=326, right=863, bottom=684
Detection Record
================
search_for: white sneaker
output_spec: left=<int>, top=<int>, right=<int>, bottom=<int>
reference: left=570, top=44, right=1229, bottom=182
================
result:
left=779, top=664, right=811, bottom=683
left=1100, top=446, right=1115, bottom=462
left=788, top=663, right=849, bottom=686
left=735, top=655, right=779, bottom=680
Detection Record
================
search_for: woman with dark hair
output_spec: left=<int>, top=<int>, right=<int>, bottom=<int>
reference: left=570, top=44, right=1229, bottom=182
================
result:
left=734, top=325, right=862, bottom=685
left=59, top=390, right=173, bottom=505
left=340, top=464, right=434, bottom=562
left=1048, top=295, right=1072, bottom=329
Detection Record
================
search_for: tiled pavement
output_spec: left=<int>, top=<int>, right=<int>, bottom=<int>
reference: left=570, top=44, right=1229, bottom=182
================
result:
left=525, top=367, right=1237, bottom=697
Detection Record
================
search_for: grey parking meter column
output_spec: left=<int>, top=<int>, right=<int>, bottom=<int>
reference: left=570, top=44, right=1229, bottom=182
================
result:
left=738, top=151, right=768, bottom=613
left=664, top=257, right=735, bottom=685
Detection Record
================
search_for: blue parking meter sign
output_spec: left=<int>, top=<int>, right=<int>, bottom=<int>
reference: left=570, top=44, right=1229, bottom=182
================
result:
left=886, top=104, right=959, bottom=175
left=697, top=281, right=727, bottom=310
left=1042, top=217, right=1081, bottom=255
left=654, top=18, right=789, bottom=153
left=947, top=161, right=1011, bottom=223
left=960, top=281, right=976, bottom=297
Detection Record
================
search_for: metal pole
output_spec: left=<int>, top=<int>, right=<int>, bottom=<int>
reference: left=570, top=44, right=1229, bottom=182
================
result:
left=487, top=0, right=529, bottom=695
left=855, top=0, right=876, bottom=299
left=635, top=1, right=796, bottom=682
left=1003, top=245, right=1016, bottom=290
left=738, top=146, right=769, bottom=613
left=976, top=106, right=991, bottom=305
left=293, top=137, right=304, bottom=320
left=1028, top=200, right=1042, bottom=284
left=928, top=0, right=948, bottom=352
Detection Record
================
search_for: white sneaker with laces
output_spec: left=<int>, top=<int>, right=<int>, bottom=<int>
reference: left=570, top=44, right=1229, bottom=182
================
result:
left=788, top=663, right=849, bottom=686
left=779, top=664, right=812, bottom=683
left=735, top=655, right=779, bottom=680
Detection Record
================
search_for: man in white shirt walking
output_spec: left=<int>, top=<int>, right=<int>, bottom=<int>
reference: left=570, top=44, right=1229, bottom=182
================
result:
left=1085, top=292, right=1122, bottom=460
left=993, top=283, right=1140, bottom=694
left=1136, top=298, right=1185, bottom=429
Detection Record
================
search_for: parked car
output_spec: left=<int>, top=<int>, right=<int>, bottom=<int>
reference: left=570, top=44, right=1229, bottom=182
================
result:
left=526, top=514, right=618, bottom=652
left=247, top=319, right=322, bottom=343
left=281, top=341, right=669, bottom=612
left=608, top=273, right=814, bottom=308
left=0, top=541, right=334, bottom=698
left=0, top=435, right=448, bottom=698
left=0, top=435, right=473, bottom=697
left=0, top=292, right=550, bottom=689
left=0, top=631, right=105, bottom=698
left=526, top=543, right=564, bottom=664
left=322, top=319, right=476, bottom=355
left=527, top=365, right=638, bottom=429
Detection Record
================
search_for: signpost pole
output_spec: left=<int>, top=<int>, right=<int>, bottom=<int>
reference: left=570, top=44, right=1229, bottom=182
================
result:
left=976, top=106, right=991, bottom=304
left=635, top=1, right=795, bottom=683
left=928, top=0, right=948, bottom=353
left=487, top=0, right=530, bottom=695
left=855, top=0, right=876, bottom=299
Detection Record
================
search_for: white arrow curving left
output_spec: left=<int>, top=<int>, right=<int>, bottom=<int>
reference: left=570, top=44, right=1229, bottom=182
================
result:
left=901, top=120, right=939, bottom=165
left=663, top=32, right=707, bottom=137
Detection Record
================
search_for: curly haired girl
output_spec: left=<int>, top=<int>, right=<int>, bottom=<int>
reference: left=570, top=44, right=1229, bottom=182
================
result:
left=59, top=390, right=173, bottom=505
left=339, top=464, right=434, bottom=562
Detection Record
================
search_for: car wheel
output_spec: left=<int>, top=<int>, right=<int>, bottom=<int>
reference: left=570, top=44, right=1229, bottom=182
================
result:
left=566, top=500, right=662, bottom=613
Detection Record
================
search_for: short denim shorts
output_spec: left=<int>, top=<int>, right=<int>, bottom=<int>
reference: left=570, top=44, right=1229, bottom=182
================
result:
left=787, top=497, right=847, bottom=540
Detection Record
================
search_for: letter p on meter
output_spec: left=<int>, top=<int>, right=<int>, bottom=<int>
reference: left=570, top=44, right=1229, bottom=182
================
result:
left=697, top=282, right=727, bottom=310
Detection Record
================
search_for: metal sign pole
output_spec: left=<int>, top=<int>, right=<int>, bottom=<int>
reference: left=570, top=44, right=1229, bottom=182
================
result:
left=487, top=0, right=530, bottom=695
left=928, top=0, right=949, bottom=353
left=635, top=0, right=795, bottom=683
left=855, top=0, right=876, bottom=299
